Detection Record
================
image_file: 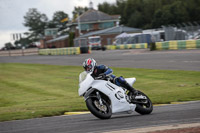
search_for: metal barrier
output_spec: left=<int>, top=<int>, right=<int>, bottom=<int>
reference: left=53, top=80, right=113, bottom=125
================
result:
left=106, top=43, right=148, bottom=50
left=155, top=39, right=200, bottom=50
left=39, top=47, right=81, bottom=55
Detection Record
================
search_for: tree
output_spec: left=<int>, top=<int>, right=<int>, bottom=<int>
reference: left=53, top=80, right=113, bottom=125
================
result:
left=127, top=11, right=143, bottom=28
left=68, top=32, right=75, bottom=47
left=23, top=8, right=48, bottom=40
left=98, top=1, right=122, bottom=15
left=52, top=11, right=68, bottom=24
left=98, top=2, right=114, bottom=15
left=4, top=42, right=14, bottom=49
left=72, top=6, right=88, bottom=21
left=97, top=0, right=200, bottom=29
left=14, top=38, right=32, bottom=48
left=47, top=11, right=69, bottom=30
left=152, top=1, right=189, bottom=28
left=184, top=0, right=200, bottom=22
left=115, top=0, right=126, bottom=25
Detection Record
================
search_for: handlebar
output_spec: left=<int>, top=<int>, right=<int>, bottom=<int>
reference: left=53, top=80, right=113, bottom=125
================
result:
left=95, top=75, right=104, bottom=80
left=95, top=75, right=110, bottom=80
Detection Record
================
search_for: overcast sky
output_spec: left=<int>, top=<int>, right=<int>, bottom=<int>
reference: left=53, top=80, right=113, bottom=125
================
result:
left=0, top=0, right=115, bottom=48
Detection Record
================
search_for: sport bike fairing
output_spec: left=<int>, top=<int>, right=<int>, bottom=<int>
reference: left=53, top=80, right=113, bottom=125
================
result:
left=92, top=80, right=136, bottom=113
left=78, top=72, right=136, bottom=113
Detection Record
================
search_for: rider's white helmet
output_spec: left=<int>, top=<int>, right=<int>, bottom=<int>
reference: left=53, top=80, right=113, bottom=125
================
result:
left=83, top=58, right=97, bottom=73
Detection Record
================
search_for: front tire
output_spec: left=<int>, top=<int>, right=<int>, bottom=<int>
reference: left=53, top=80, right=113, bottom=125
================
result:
left=134, top=90, right=153, bottom=115
left=86, top=96, right=112, bottom=119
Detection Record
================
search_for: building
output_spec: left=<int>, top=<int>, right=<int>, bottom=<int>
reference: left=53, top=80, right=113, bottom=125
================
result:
left=40, top=2, right=141, bottom=49
left=74, top=25, right=142, bottom=47
left=39, top=26, right=71, bottom=48
left=67, top=1, right=120, bottom=37
left=72, top=2, right=142, bottom=47
left=40, top=2, right=120, bottom=49
left=45, top=34, right=69, bottom=48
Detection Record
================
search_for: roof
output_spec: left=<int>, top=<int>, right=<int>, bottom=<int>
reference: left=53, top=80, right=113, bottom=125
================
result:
left=75, top=25, right=142, bottom=39
left=46, top=34, right=69, bottom=43
left=116, top=32, right=152, bottom=39
left=115, top=32, right=129, bottom=38
left=74, top=9, right=120, bottom=23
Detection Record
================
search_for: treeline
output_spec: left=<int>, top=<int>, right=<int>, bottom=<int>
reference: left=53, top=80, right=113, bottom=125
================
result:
left=2, top=6, right=88, bottom=50
left=98, top=0, right=200, bottom=29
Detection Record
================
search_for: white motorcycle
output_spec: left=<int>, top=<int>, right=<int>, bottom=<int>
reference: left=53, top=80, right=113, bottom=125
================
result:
left=78, top=71, right=153, bottom=119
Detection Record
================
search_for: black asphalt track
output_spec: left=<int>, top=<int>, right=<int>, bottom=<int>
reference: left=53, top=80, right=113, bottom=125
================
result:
left=0, top=101, right=200, bottom=133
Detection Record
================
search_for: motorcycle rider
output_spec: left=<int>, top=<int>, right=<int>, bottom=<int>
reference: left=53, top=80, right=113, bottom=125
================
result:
left=82, top=58, right=138, bottom=98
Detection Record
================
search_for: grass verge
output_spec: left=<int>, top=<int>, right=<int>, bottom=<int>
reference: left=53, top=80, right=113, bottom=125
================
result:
left=0, top=63, right=200, bottom=121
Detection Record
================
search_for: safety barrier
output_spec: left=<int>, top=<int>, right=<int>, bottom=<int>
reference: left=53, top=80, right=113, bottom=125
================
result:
left=106, top=43, right=148, bottom=50
left=155, top=39, right=200, bottom=50
left=39, top=47, right=80, bottom=55
left=0, top=48, right=38, bottom=56
left=106, top=45, right=117, bottom=50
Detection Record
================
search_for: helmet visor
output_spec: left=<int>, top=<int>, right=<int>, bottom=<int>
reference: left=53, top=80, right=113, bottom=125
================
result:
left=85, top=65, right=92, bottom=72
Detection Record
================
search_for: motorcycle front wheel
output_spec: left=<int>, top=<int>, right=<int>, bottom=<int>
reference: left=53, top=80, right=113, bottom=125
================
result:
left=86, top=96, right=112, bottom=119
left=134, top=90, right=153, bottom=115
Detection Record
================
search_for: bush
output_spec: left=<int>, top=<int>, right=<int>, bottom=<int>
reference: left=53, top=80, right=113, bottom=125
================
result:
left=150, top=43, right=156, bottom=51
left=69, top=32, right=75, bottom=47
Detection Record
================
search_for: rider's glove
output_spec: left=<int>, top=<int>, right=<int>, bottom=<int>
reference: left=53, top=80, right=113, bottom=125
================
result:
left=99, top=73, right=106, bottom=79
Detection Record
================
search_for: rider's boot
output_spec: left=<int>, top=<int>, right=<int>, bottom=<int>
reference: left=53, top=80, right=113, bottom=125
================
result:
left=115, top=76, right=138, bottom=94
left=119, top=81, right=139, bottom=103
left=115, top=76, right=138, bottom=102
left=123, top=82, right=138, bottom=95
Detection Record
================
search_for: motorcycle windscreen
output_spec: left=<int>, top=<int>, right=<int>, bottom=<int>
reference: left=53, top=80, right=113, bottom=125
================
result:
left=79, top=71, right=87, bottom=83
left=78, top=73, right=94, bottom=96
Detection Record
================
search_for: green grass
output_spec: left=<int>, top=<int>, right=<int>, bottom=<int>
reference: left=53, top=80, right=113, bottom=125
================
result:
left=0, top=63, right=200, bottom=121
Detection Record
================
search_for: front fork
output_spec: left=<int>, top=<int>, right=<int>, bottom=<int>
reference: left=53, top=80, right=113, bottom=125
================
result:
left=96, top=91, right=103, bottom=105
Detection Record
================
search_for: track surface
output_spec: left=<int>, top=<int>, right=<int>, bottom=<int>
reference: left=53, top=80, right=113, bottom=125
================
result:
left=0, top=49, right=200, bottom=132
left=0, top=101, right=200, bottom=133
left=0, top=49, right=200, bottom=71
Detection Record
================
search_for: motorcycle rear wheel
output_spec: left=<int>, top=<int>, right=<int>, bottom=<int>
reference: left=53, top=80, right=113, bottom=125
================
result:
left=134, top=90, right=153, bottom=115
left=86, top=96, right=112, bottom=119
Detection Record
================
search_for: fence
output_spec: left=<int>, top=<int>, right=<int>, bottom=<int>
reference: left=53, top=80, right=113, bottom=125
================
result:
left=0, top=48, right=39, bottom=56
left=162, top=24, right=200, bottom=41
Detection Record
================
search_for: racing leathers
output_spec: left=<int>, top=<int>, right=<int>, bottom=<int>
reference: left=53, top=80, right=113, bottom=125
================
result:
left=91, top=65, right=136, bottom=94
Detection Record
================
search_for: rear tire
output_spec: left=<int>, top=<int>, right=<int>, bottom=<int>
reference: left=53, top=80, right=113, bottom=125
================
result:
left=135, top=90, right=153, bottom=115
left=86, top=96, right=112, bottom=119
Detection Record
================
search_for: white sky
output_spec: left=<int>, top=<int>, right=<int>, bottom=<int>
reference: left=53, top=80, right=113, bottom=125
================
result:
left=0, top=0, right=116, bottom=48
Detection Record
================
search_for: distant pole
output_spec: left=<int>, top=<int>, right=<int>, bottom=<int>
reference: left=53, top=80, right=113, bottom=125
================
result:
left=8, top=45, right=11, bottom=56
left=8, top=48, right=11, bottom=56
left=22, top=46, right=25, bottom=56
left=78, top=12, right=82, bottom=36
